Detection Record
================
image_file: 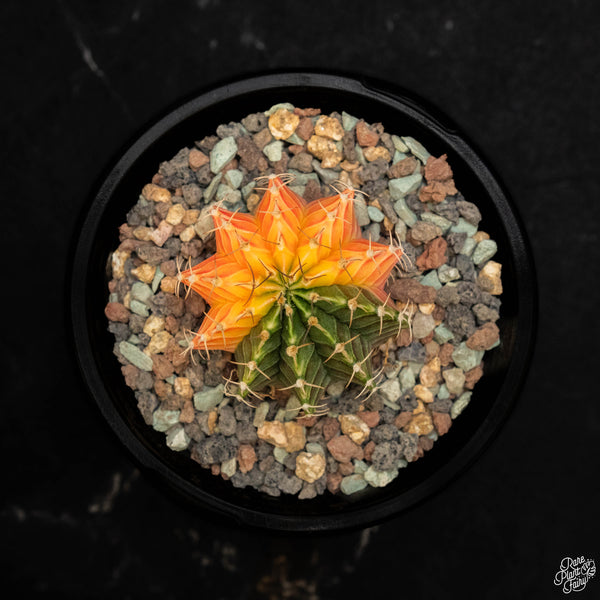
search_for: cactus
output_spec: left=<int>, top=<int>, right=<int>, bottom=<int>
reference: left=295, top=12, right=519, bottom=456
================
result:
left=179, top=174, right=411, bottom=415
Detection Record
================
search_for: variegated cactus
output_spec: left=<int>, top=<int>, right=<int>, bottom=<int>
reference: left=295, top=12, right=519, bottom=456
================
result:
left=179, top=175, right=411, bottom=415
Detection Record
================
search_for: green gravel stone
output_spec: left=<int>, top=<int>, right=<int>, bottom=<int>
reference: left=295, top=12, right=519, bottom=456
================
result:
left=438, top=264, right=461, bottom=283
left=389, top=173, right=422, bottom=200
left=421, top=212, right=452, bottom=233
left=224, top=169, right=243, bottom=189
left=165, top=375, right=175, bottom=385
left=193, top=384, right=224, bottom=412
left=434, top=324, right=455, bottom=344
left=152, top=408, right=181, bottom=432
left=284, top=394, right=301, bottom=421
left=263, top=140, right=284, bottom=162
left=284, top=132, right=304, bottom=145
left=399, top=366, right=416, bottom=392
left=367, top=206, right=385, bottom=223
left=419, top=270, right=442, bottom=290
left=402, top=136, right=431, bottom=163
left=241, top=181, right=256, bottom=199
left=119, top=341, right=153, bottom=371
left=340, top=474, right=368, bottom=495
left=151, top=266, right=164, bottom=293
left=311, top=160, right=338, bottom=184
left=472, top=239, right=498, bottom=265
left=450, top=391, right=473, bottom=419
left=166, top=424, right=190, bottom=451
left=393, top=197, right=418, bottom=226
left=450, top=217, right=478, bottom=237
left=460, top=236, right=477, bottom=256
left=392, top=150, right=408, bottom=164
left=391, top=135, right=409, bottom=153
left=273, top=447, right=289, bottom=464
left=253, top=401, right=270, bottom=428
left=221, top=457, right=237, bottom=477
left=109, top=292, right=119, bottom=303
left=215, top=184, right=241, bottom=206
left=364, top=466, right=399, bottom=487
left=306, top=442, right=324, bottom=455
left=396, top=458, right=408, bottom=469
left=274, top=408, right=286, bottom=422
left=127, top=334, right=140, bottom=345
left=129, top=299, right=149, bottom=317
left=342, top=111, right=358, bottom=131
left=353, top=460, right=368, bottom=474
left=437, top=383, right=450, bottom=399
left=210, top=136, right=238, bottom=174
left=289, top=185, right=305, bottom=197
left=264, top=102, right=295, bottom=115
left=131, top=282, right=153, bottom=305
left=355, top=144, right=367, bottom=166
left=203, top=173, right=223, bottom=203
left=286, top=170, right=319, bottom=186
left=394, top=218, right=407, bottom=241
left=452, top=343, right=484, bottom=371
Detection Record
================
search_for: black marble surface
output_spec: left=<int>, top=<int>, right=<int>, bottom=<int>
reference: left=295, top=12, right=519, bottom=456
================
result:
left=2, top=1, right=599, bottom=598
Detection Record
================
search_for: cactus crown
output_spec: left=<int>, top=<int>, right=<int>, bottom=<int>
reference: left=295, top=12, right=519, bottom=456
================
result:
left=179, top=174, right=410, bottom=415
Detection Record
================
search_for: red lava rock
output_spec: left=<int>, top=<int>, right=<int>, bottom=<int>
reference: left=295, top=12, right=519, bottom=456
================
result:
left=355, top=120, right=380, bottom=147
left=121, top=364, right=139, bottom=389
left=326, top=472, right=343, bottom=494
left=237, top=136, right=264, bottom=171
left=159, top=260, right=177, bottom=277
left=184, top=293, right=206, bottom=318
left=464, top=364, right=484, bottom=389
left=299, top=415, right=318, bottom=428
left=420, top=331, right=435, bottom=345
left=119, top=223, right=135, bottom=240
left=152, top=354, right=174, bottom=379
left=288, top=144, right=305, bottom=155
left=237, top=444, right=257, bottom=473
left=295, top=117, right=314, bottom=141
left=165, top=338, right=190, bottom=372
left=358, top=411, right=380, bottom=428
left=433, top=304, right=446, bottom=322
left=419, top=180, right=458, bottom=204
left=394, top=412, right=413, bottom=429
left=188, top=148, right=209, bottom=170
left=388, top=156, right=419, bottom=178
left=363, top=440, right=376, bottom=462
left=432, top=412, right=452, bottom=436
left=438, top=342, right=455, bottom=367
left=326, top=434, right=363, bottom=463
left=179, top=400, right=196, bottom=423
left=396, top=328, right=412, bottom=347
left=337, top=462, right=355, bottom=476
left=416, top=237, right=448, bottom=271
left=389, top=278, right=437, bottom=304
left=322, top=417, right=341, bottom=442
left=466, top=322, right=500, bottom=351
left=211, top=464, right=221, bottom=476
left=424, top=154, right=453, bottom=182
left=164, top=315, right=180, bottom=335
left=104, top=302, right=130, bottom=323
left=221, top=158, right=239, bottom=174
left=293, top=107, right=321, bottom=117
left=419, top=436, right=435, bottom=452
left=303, top=179, right=323, bottom=203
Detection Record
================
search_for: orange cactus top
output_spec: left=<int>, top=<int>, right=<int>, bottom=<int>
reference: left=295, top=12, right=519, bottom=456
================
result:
left=180, top=175, right=403, bottom=353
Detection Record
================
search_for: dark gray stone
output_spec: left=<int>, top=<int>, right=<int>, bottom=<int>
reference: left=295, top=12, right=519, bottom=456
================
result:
left=370, top=423, right=399, bottom=443
left=371, top=440, right=403, bottom=470
left=446, top=304, right=477, bottom=339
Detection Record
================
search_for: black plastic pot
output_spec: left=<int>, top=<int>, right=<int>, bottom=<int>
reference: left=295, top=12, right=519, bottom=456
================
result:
left=70, top=71, right=536, bottom=532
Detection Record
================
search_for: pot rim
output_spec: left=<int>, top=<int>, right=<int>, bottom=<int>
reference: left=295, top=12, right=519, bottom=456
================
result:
left=70, top=70, right=537, bottom=532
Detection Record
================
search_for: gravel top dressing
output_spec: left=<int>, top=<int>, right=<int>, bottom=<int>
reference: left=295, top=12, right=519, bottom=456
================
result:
left=105, top=104, right=502, bottom=499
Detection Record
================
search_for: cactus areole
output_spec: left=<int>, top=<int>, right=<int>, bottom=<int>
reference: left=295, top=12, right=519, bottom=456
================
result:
left=179, top=175, right=411, bottom=415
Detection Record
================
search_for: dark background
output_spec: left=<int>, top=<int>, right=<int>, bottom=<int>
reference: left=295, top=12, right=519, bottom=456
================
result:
left=2, top=1, right=599, bottom=598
